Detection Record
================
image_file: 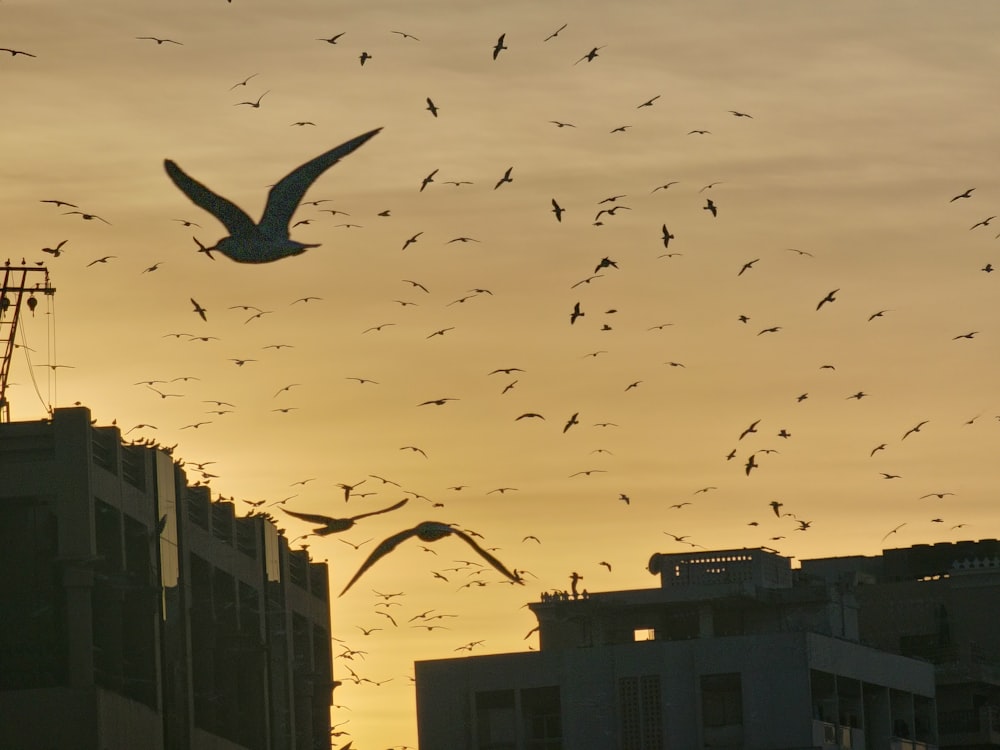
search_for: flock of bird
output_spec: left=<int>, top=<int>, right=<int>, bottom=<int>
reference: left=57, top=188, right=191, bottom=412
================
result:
left=4, top=4, right=999, bottom=748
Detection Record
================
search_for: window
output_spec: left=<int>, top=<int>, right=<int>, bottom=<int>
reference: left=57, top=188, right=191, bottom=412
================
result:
left=701, top=673, right=743, bottom=727
left=477, top=689, right=516, bottom=750
left=523, top=686, right=561, bottom=749
left=620, top=675, right=663, bottom=750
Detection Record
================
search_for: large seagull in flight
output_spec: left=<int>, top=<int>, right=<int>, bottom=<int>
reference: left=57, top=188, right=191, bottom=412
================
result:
left=164, top=128, right=380, bottom=263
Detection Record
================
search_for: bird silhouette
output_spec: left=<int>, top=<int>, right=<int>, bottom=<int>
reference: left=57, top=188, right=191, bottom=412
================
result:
left=339, top=521, right=521, bottom=595
left=283, top=499, right=407, bottom=535
left=493, top=34, right=507, bottom=60
left=136, top=36, right=182, bottom=45
left=235, top=91, right=269, bottom=108
left=816, top=288, right=838, bottom=310
left=574, top=46, right=605, bottom=64
left=544, top=23, right=568, bottom=41
left=164, top=128, right=380, bottom=263
left=494, top=167, right=514, bottom=189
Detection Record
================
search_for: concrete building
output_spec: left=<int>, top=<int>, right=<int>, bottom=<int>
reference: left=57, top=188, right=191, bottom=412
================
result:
left=416, top=548, right=938, bottom=750
left=802, top=541, right=1000, bottom=749
left=0, top=406, right=335, bottom=750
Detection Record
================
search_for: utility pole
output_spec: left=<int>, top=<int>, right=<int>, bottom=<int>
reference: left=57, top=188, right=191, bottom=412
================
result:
left=1, top=262, right=55, bottom=422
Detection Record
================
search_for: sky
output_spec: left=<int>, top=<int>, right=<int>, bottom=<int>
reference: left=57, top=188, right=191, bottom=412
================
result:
left=3, top=0, right=1000, bottom=746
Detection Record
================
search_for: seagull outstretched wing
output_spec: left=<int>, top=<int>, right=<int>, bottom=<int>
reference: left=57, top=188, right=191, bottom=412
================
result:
left=260, top=128, right=382, bottom=235
left=164, top=160, right=256, bottom=237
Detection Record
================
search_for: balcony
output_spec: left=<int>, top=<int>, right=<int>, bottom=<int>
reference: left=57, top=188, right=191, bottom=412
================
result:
left=938, top=706, right=1000, bottom=746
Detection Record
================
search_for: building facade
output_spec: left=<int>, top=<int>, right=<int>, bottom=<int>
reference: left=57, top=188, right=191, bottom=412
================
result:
left=416, top=548, right=938, bottom=750
left=803, top=541, right=1000, bottom=749
left=0, top=406, right=334, bottom=750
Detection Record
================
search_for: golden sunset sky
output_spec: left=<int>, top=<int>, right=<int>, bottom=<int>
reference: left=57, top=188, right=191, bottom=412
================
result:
left=3, top=0, right=999, bottom=746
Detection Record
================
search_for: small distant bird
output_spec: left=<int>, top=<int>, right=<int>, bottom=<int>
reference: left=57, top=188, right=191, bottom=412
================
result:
left=391, top=31, right=420, bottom=40
left=610, top=125, right=631, bottom=133
left=901, top=420, right=929, bottom=440
left=339, top=521, right=521, bottom=595
left=419, top=169, right=438, bottom=192
left=515, top=413, right=544, bottom=421
left=637, top=95, right=660, bottom=108
left=317, top=33, right=346, bottom=44
left=40, top=199, right=77, bottom=208
left=551, top=199, right=565, bottom=222
left=235, top=91, right=269, bottom=108
left=401, top=232, right=423, bottom=251
left=494, top=167, right=514, bottom=189
left=136, top=36, right=182, bottom=45
left=574, top=46, right=605, bottom=64
left=492, top=33, right=507, bottom=60
left=816, top=288, right=838, bottom=310
left=594, top=256, right=618, bottom=273
left=758, top=326, right=782, bottom=335
left=563, top=412, right=579, bottom=433
left=1, top=48, right=37, bottom=57
left=229, top=73, right=258, bottom=90
left=661, top=225, right=675, bottom=248
left=86, top=256, right=116, bottom=266
left=652, top=182, right=679, bottom=193
left=425, top=97, right=439, bottom=117
left=847, top=391, right=868, bottom=400
left=190, top=298, right=207, bottom=321
left=745, top=454, right=758, bottom=476
left=868, top=309, right=890, bottom=321
left=543, top=23, right=567, bottom=41
left=418, top=398, right=459, bottom=406
left=953, top=331, right=977, bottom=340
left=688, top=130, right=711, bottom=135
left=63, top=211, right=111, bottom=224
left=359, top=51, right=372, bottom=66
left=950, top=188, right=975, bottom=202
left=739, top=420, right=760, bottom=440
left=729, top=110, right=753, bottom=118
left=982, top=263, right=993, bottom=273
left=570, top=301, right=584, bottom=324
left=920, top=492, right=954, bottom=500
left=41, top=240, right=69, bottom=257
left=881, top=472, right=901, bottom=479
left=549, top=120, right=576, bottom=128
left=970, top=216, right=995, bottom=230
left=769, top=500, right=783, bottom=517
left=881, top=523, right=906, bottom=542
left=164, top=128, right=380, bottom=263
left=738, top=259, right=759, bottom=276
left=703, top=199, right=717, bottom=217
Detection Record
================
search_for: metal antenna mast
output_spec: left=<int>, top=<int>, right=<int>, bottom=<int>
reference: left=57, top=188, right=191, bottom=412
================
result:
left=1, top=262, right=56, bottom=422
